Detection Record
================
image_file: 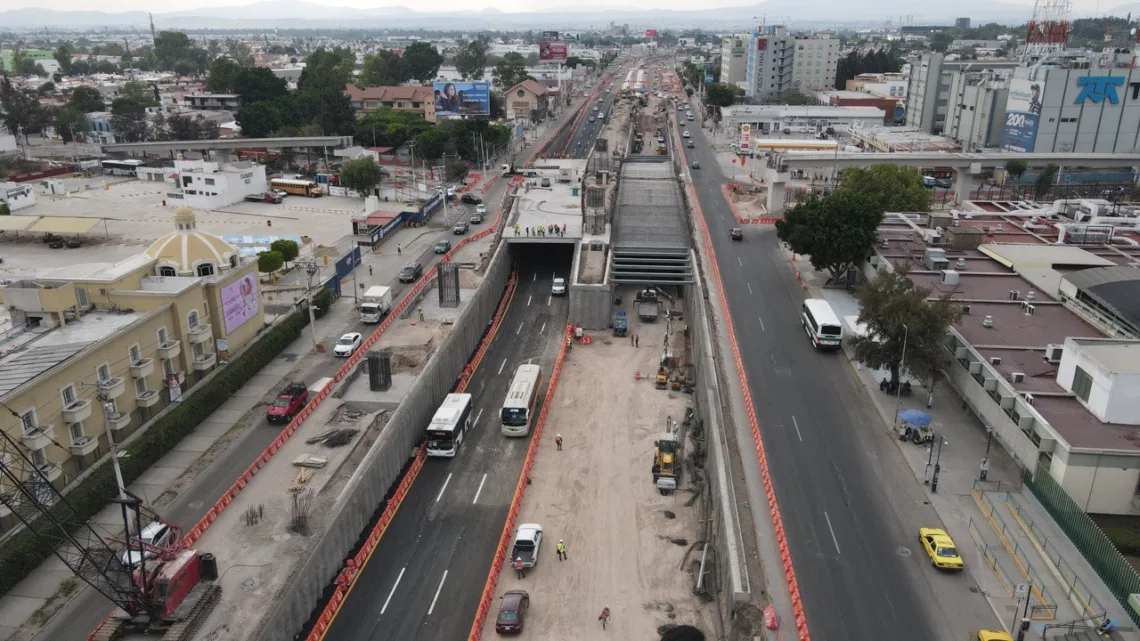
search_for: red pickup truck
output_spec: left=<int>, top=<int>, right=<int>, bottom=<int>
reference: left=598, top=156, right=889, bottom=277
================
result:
left=266, top=381, right=308, bottom=424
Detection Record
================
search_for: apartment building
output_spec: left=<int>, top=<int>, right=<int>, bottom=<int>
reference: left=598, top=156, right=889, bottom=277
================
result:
left=344, top=84, right=437, bottom=122
left=0, top=207, right=264, bottom=530
left=183, top=93, right=242, bottom=113
left=906, top=53, right=1021, bottom=135
left=943, top=69, right=1012, bottom=151
left=744, top=26, right=839, bottom=101
left=791, top=34, right=839, bottom=92
left=719, top=34, right=751, bottom=90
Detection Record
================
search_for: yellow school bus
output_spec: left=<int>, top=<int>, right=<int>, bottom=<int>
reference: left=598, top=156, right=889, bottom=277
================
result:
left=269, top=178, right=324, bottom=197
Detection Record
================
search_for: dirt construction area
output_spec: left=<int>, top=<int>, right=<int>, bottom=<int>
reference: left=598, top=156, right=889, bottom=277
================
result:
left=724, top=183, right=769, bottom=218
left=481, top=317, right=714, bottom=640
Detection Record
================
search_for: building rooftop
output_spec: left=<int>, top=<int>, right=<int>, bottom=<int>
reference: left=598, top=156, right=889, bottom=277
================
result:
left=722, top=104, right=887, bottom=120
left=508, top=160, right=587, bottom=242
left=612, top=159, right=688, bottom=251
left=1062, top=267, right=1140, bottom=337
left=0, top=309, right=149, bottom=399
left=41, top=254, right=155, bottom=283
left=1071, top=339, right=1140, bottom=374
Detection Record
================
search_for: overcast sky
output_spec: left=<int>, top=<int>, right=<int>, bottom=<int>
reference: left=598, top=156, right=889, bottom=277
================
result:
left=9, top=0, right=1112, bottom=18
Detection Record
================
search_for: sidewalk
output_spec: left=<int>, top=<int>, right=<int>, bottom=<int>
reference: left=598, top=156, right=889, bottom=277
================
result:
left=0, top=292, right=363, bottom=641
left=800, top=262, right=1139, bottom=640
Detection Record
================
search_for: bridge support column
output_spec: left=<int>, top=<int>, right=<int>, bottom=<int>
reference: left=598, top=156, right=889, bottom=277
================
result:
left=953, top=162, right=982, bottom=207
left=764, top=166, right=787, bottom=215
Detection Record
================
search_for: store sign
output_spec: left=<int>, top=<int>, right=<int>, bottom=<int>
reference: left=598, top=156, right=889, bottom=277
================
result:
left=1074, top=76, right=1125, bottom=104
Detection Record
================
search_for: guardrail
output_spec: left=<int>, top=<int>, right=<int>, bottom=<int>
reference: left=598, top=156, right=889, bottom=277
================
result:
left=967, top=517, right=1016, bottom=596
left=466, top=325, right=574, bottom=641
left=674, top=115, right=811, bottom=640
left=972, top=488, right=1058, bottom=619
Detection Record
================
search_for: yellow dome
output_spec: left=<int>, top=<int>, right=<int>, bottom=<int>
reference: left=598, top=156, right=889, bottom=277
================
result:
left=145, top=206, right=237, bottom=276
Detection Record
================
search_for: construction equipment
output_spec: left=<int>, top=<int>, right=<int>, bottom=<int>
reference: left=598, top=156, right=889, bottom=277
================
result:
left=612, top=311, right=628, bottom=337
left=652, top=418, right=683, bottom=495
left=636, top=288, right=659, bottom=322
left=655, top=366, right=668, bottom=389
left=0, top=425, right=219, bottom=641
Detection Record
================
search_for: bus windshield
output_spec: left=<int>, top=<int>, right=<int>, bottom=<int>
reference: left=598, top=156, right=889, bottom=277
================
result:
left=501, top=407, right=528, bottom=427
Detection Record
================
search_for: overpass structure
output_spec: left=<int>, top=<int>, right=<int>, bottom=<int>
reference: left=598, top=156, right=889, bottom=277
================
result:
left=101, top=136, right=356, bottom=157
left=763, top=151, right=1140, bottom=213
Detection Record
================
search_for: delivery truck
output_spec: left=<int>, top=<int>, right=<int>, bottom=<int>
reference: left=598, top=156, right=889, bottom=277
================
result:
left=360, top=285, right=393, bottom=323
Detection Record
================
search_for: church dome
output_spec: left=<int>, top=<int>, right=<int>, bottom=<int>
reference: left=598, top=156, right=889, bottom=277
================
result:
left=145, top=206, right=238, bottom=277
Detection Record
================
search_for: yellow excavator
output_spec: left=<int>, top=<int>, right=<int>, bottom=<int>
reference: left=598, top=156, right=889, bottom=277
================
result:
left=652, top=433, right=682, bottom=495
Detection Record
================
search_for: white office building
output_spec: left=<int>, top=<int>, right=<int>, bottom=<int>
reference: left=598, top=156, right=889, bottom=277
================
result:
left=168, top=160, right=268, bottom=210
left=745, top=26, right=840, bottom=101
left=791, top=35, right=840, bottom=92
left=720, top=34, right=751, bottom=90
left=906, top=53, right=1021, bottom=135
left=721, top=105, right=885, bottom=135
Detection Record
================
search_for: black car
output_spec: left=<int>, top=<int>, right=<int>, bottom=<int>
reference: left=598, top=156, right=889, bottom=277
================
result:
left=730, top=228, right=743, bottom=241
left=461, top=194, right=482, bottom=205
left=398, top=262, right=423, bottom=283
left=453, top=221, right=470, bottom=235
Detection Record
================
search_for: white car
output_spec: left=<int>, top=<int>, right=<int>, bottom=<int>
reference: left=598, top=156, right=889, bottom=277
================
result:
left=333, top=332, right=363, bottom=357
left=551, top=277, right=567, bottom=296
left=475, top=203, right=487, bottom=215
left=682, top=131, right=691, bottom=138
left=120, top=521, right=176, bottom=568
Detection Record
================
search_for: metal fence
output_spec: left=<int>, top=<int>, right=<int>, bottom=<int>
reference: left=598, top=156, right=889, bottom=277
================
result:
left=973, top=487, right=1058, bottom=619
left=1024, top=462, right=1140, bottom=626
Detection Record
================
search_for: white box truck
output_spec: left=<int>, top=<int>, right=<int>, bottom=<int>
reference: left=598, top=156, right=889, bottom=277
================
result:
left=360, top=285, right=393, bottom=323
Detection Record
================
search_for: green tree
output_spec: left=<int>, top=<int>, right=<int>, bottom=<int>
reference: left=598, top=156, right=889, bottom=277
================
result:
left=225, top=39, right=255, bottom=67
left=930, top=32, right=955, bottom=53
left=236, top=101, right=280, bottom=138
left=17, top=58, right=48, bottom=77
left=53, top=45, right=73, bottom=75
left=401, top=42, right=444, bottom=84
left=233, top=67, right=287, bottom=104
left=0, top=78, right=48, bottom=140
left=1004, top=159, right=1028, bottom=184
left=850, top=266, right=963, bottom=387
left=205, top=57, right=242, bottom=93
left=70, top=59, right=90, bottom=75
left=359, top=50, right=407, bottom=87
left=454, top=40, right=488, bottom=81
left=110, top=81, right=158, bottom=142
left=153, top=31, right=208, bottom=74
left=355, top=108, right=433, bottom=147
left=67, top=85, right=105, bottom=113
left=1034, top=163, right=1059, bottom=199
left=54, top=106, right=87, bottom=142
left=704, top=82, right=742, bottom=107
left=257, top=250, right=284, bottom=276
left=269, top=239, right=299, bottom=266
left=298, top=47, right=355, bottom=93
left=838, top=164, right=930, bottom=213
left=158, top=113, right=218, bottom=141
left=36, top=82, right=56, bottom=96
left=775, top=191, right=883, bottom=283
left=492, top=59, right=531, bottom=92
left=338, top=155, right=383, bottom=196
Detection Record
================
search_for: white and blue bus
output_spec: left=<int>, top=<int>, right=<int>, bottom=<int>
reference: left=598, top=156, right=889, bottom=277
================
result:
left=501, top=364, right=543, bottom=437
left=101, top=159, right=145, bottom=177
left=426, top=393, right=474, bottom=457
left=801, top=299, right=843, bottom=350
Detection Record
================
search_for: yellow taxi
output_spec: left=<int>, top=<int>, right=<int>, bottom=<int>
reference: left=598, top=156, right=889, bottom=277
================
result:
left=919, top=527, right=964, bottom=571
left=977, top=631, right=1013, bottom=641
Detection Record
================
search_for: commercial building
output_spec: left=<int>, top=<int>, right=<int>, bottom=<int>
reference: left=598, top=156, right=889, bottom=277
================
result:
left=135, top=159, right=267, bottom=210
left=846, top=72, right=909, bottom=100
left=848, top=126, right=960, bottom=152
left=721, top=104, right=886, bottom=135
left=791, top=33, right=840, bottom=93
left=906, top=53, right=1021, bottom=136
left=344, top=84, right=437, bottom=122
left=813, top=90, right=901, bottom=121
left=943, top=68, right=1013, bottom=151
left=870, top=201, right=1140, bottom=515
left=1000, top=57, right=1140, bottom=154
left=744, top=26, right=839, bottom=101
left=719, top=34, right=751, bottom=90
left=0, top=207, right=264, bottom=529
left=505, top=80, right=549, bottom=122
left=183, top=93, right=242, bottom=113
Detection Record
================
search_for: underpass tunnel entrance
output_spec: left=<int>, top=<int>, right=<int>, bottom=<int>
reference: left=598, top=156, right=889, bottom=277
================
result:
left=510, top=241, right=576, bottom=285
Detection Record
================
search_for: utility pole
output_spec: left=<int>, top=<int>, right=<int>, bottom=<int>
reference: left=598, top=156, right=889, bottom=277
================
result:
left=303, top=260, right=319, bottom=352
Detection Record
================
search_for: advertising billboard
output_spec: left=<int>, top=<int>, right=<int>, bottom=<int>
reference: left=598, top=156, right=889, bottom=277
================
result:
left=645, top=29, right=658, bottom=37
left=539, top=39, right=567, bottom=62
left=432, top=81, right=490, bottom=119
left=221, top=272, right=260, bottom=334
left=705, top=73, right=714, bottom=84
left=1000, top=78, right=1042, bottom=153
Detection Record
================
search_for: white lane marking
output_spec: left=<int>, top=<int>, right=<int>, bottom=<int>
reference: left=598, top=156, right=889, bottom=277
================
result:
left=380, top=567, right=406, bottom=614
left=824, top=512, right=841, bottom=554
left=474, top=408, right=484, bottom=429
left=498, top=358, right=508, bottom=375
left=758, top=316, right=766, bottom=332
left=427, top=570, right=448, bottom=615
left=540, top=321, right=546, bottom=333
left=547, top=296, right=552, bottom=307
left=532, top=272, right=537, bottom=281
left=527, top=295, right=533, bottom=306
left=792, top=415, right=802, bottom=442
left=435, top=473, right=452, bottom=503
left=516, top=321, right=524, bottom=335
left=747, top=282, right=753, bottom=295
left=738, top=257, right=743, bottom=267
left=472, top=474, right=488, bottom=504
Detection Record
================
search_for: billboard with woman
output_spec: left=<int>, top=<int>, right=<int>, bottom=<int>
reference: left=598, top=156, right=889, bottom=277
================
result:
left=433, top=81, right=491, bottom=118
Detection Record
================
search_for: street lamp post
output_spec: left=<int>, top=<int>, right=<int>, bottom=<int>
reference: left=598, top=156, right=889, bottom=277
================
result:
left=303, top=260, right=319, bottom=352
left=931, top=436, right=947, bottom=493
left=893, top=323, right=909, bottom=433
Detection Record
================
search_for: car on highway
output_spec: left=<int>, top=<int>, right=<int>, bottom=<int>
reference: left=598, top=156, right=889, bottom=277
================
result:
left=398, top=262, right=423, bottom=283
left=919, top=527, right=964, bottom=571
left=977, top=632, right=1014, bottom=641
left=273, top=189, right=289, bottom=199
left=245, top=192, right=283, bottom=204
left=679, top=120, right=685, bottom=127
left=691, top=161, right=699, bottom=169
left=333, top=332, right=363, bottom=358
left=495, top=590, right=530, bottom=634
left=682, top=131, right=691, bottom=138
left=434, top=240, right=452, bottom=254
left=588, top=116, right=595, bottom=123
left=461, top=193, right=482, bottom=205
left=687, top=140, right=695, bottom=148
left=731, top=228, right=743, bottom=241
left=551, top=278, right=566, bottom=296
left=453, top=221, right=470, bottom=235
left=475, top=203, right=488, bottom=216
left=120, top=521, right=176, bottom=568
left=266, top=381, right=309, bottom=424
left=470, top=211, right=485, bottom=224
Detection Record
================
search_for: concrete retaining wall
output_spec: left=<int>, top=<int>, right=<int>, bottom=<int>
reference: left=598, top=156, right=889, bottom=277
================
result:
left=252, top=242, right=514, bottom=641
left=569, top=284, right=612, bottom=330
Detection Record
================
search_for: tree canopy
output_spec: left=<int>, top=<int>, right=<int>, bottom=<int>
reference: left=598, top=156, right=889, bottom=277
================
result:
left=110, top=81, right=159, bottom=142
left=66, top=85, right=106, bottom=113
left=454, top=40, right=489, bottom=80
left=359, top=50, right=408, bottom=87
left=355, top=108, right=433, bottom=147
left=233, top=67, right=288, bottom=104
left=775, top=191, right=883, bottom=283
left=236, top=101, right=279, bottom=138
left=838, top=164, right=931, bottom=213
left=338, top=155, right=383, bottom=196
left=401, top=42, right=444, bottom=83
left=298, top=47, right=355, bottom=93
left=205, top=58, right=242, bottom=93
left=153, top=31, right=208, bottom=75
left=850, top=267, right=963, bottom=386
left=1035, top=163, right=1059, bottom=199
left=492, top=58, right=531, bottom=93
left=54, top=107, right=87, bottom=142
left=704, top=83, right=743, bottom=108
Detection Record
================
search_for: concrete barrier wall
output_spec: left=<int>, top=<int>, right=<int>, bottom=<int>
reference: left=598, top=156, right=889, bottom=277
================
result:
left=253, top=241, right=514, bottom=641
left=569, top=284, right=611, bottom=330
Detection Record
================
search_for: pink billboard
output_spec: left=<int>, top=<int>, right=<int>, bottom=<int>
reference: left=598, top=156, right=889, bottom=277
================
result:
left=222, top=272, right=260, bottom=334
left=539, top=40, right=567, bottom=62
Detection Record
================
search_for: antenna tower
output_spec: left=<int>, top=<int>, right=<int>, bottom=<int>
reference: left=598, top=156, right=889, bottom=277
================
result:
left=149, top=12, right=157, bottom=43
left=1022, top=0, right=1071, bottom=61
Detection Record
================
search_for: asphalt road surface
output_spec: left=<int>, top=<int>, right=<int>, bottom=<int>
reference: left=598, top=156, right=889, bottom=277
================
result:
left=679, top=110, right=953, bottom=640
left=563, top=86, right=619, bottom=159
left=320, top=256, right=570, bottom=641
left=35, top=232, right=486, bottom=641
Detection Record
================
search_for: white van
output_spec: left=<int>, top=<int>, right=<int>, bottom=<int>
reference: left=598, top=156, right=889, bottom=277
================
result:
left=801, top=299, right=843, bottom=350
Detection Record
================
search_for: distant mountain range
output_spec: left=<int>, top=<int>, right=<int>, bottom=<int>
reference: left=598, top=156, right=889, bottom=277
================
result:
left=0, top=0, right=1127, bottom=30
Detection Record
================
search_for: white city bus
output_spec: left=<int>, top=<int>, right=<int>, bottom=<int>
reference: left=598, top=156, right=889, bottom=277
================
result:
left=501, top=364, right=543, bottom=437
left=425, top=393, right=474, bottom=458
left=101, top=159, right=145, bottom=177
left=801, top=299, right=844, bottom=350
